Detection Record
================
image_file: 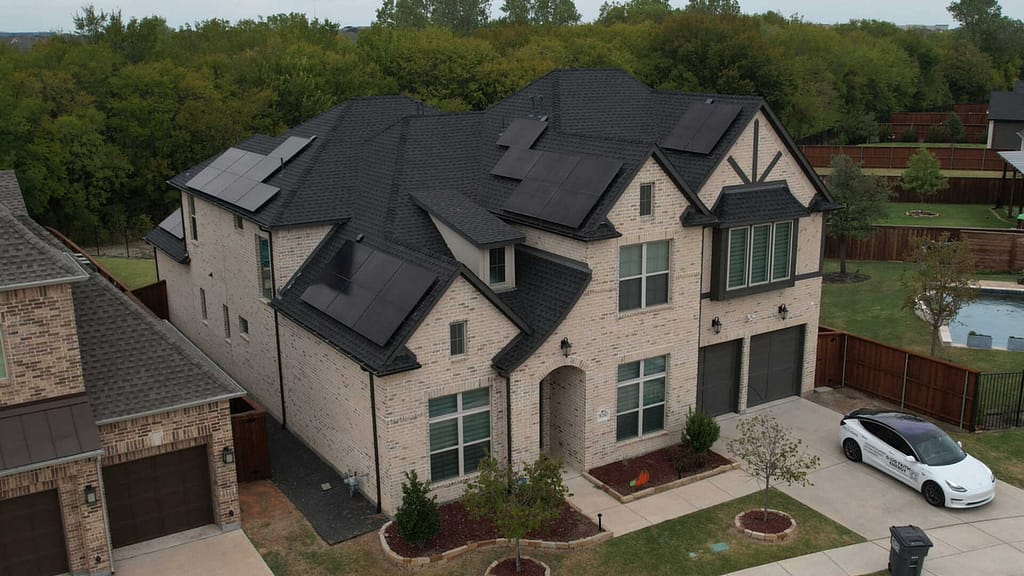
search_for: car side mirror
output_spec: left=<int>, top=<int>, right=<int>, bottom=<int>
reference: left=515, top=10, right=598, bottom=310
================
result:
left=906, top=455, right=917, bottom=463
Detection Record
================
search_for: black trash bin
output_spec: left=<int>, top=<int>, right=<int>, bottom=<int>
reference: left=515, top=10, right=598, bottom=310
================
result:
left=888, top=525, right=933, bottom=576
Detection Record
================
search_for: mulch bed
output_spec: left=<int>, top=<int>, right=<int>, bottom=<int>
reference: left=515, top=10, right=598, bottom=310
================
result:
left=737, top=510, right=793, bottom=534
left=487, top=557, right=547, bottom=576
left=905, top=209, right=939, bottom=218
left=384, top=500, right=598, bottom=558
left=587, top=444, right=731, bottom=495
left=823, top=271, right=870, bottom=285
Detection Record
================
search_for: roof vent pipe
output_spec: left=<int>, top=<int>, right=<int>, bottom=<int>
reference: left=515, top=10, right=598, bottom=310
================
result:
left=356, top=233, right=364, bottom=242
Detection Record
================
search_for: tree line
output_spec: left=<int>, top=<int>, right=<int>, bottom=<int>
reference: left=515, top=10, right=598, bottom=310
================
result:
left=1, top=0, right=1021, bottom=243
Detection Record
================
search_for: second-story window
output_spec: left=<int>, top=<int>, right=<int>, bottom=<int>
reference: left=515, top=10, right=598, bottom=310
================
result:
left=187, top=195, right=198, bottom=241
left=234, top=215, right=244, bottom=230
left=639, top=183, right=654, bottom=216
left=200, top=288, right=208, bottom=320
left=727, top=221, right=793, bottom=291
left=222, top=305, right=231, bottom=339
left=0, top=327, right=8, bottom=379
left=257, top=235, right=273, bottom=300
left=450, top=321, right=467, bottom=356
left=488, top=247, right=506, bottom=285
left=238, top=316, right=249, bottom=336
left=618, top=240, right=670, bottom=312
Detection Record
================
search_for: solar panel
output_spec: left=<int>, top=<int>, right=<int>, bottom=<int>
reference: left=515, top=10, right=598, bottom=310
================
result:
left=352, top=250, right=403, bottom=293
left=234, top=183, right=279, bottom=212
left=157, top=209, right=184, bottom=240
left=491, top=147, right=543, bottom=180
left=208, top=148, right=246, bottom=171
left=561, top=156, right=622, bottom=195
left=224, top=151, right=263, bottom=176
left=245, top=156, right=285, bottom=183
left=219, top=176, right=260, bottom=203
left=661, top=103, right=710, bottom=151
left=333, top=241, right=374, bottom=281
left=687, top=104, right=742, bottom=154
left=203, top=171, right=241, bottom=197
left=526, top=152, right=579, bottom=184
left=325, top=283, right=377, bottom=325
left=185, top=166, right=221, bottom=191
left=502, top=180, right=558, bottom=217
left=539, top=189, right=602, bottom=228
left=301, top=282, right=340, bottom=311
left=353, top=297, right=409, bottom=346
left=497, top=118, right=547, bottom=148
left=269, top=136, right=313, bottom=163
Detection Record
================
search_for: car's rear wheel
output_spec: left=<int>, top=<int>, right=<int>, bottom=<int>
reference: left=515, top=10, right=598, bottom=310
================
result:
left=843, top=439, right=862, bottom=462
left=923, top=481, right=946, bottom=507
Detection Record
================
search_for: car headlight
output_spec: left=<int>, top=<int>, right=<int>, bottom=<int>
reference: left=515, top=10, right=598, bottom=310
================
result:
left=946, top=480, right=967, bottom=493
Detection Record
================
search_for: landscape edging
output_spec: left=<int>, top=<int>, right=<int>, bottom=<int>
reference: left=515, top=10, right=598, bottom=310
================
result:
left=581, top=459, right=739, bottom=504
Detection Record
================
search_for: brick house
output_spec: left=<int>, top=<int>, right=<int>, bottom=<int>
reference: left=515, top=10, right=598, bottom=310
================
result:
left=0, top=171, right=245, bottom=576
left=147, top=70, right=839, bottom=516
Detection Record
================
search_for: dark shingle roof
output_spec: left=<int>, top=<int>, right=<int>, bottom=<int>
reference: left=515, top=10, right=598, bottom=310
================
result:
left=409, top=188, right=524, bottom=248
left=0, top=170, right=28, bottom=216
left=72, top=272, right=244, bottom=423
left=0, top=204, right=87, bottom=291
left=493, top=246, right=591, bottom=373
left=711, top=182, right=809, bottom=226
left=145, top=209, right=189, bottom=264
left=989, top=90, right=1024, bottom=121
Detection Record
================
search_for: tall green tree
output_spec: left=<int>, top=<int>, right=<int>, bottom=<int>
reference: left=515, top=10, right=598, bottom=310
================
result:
left=375, top=0, right=430, bottom=28
left=429, top=0, right=491, bottom=35
left=826, top=154, right=891, bottom=275
left=902, top=148, right=948, bottom=204
left=901, top=235, right=979, bottom=356
left=597, top=0, right=673, bottom=24
left=685, top=0, right=740, bottom=15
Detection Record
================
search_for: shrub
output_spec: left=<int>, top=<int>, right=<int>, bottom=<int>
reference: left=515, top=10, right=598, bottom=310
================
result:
left=685, top=408, right=720, bottom=465
left=943, top=113, right=965, bottom=142
left=900, top=128, right=919, bottom=143
left=394, top=470, right=440, bottom=548
left=925, top=124, right=949, bottom=143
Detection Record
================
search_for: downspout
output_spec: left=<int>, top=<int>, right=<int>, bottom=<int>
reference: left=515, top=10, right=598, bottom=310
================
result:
left=267, top=229, right=287, bottom=429
left=505, top=373, right=513, bottom=467
left=152, top=247, right=160, bottom=280
left=369, top=371, right=382, bottom=514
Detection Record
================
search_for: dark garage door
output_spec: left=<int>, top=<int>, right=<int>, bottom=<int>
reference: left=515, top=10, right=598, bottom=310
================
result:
left=0, top=490, right=69, bottom=576
left=747, top=325, right=805, bottom=408
left=697, top=339, right=742, bottom=417
left=103, top=445, right=214, bottom=548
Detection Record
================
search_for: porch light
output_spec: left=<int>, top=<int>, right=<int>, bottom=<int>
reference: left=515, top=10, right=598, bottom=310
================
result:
left=560, top=337, right=572, bottom=357
left=778, top=304, right=789, bottom=320
left=711, top=317, right=722, bottom=334
left=222, top=446, right=235, bottom=465
left=84, top=485, right=98, bottom=505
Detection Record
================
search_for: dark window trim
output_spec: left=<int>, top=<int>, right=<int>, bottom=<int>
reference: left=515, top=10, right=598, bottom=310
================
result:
left=639, top=182, right=654, bottom=216
left=710, top=221, right=798, bottom=301
left=449, top=321, right=467, bottom=356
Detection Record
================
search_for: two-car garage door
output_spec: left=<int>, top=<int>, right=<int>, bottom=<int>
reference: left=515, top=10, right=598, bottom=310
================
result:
left=698, top=325, right=805, bottom=415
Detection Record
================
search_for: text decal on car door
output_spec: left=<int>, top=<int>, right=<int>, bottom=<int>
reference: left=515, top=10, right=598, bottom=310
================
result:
left=885, top=454, right=912, bottom=476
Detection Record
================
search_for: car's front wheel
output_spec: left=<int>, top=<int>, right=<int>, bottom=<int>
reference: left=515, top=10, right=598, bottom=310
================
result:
left=843, top=438, right=862, bottom=462
left=922, top=481, right=946, bottom=507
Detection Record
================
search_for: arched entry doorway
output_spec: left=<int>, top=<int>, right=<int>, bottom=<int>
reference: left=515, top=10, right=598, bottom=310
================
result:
left=539, top=365, right=586, bottom=472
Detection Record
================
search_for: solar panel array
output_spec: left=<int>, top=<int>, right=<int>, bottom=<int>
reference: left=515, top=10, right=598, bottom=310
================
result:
left=157, top=209, right=184, bottom=240
left=500, top=152, right=622, bottom=228
left=185, top=136, right=313, bottom=212
left=497, top=118, right=547, bottom=148
left=661, top=102, right=742, bottom=154
left=300, top=240, right=438, bottom=346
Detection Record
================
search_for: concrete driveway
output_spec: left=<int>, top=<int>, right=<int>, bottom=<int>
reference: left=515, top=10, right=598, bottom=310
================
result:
left=717, top=397, right=1024, bottom=576
left=112, top=526, right=273, bottom=576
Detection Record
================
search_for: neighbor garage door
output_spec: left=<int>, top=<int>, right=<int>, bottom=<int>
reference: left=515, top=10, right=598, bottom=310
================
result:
left=103, top=446, right=214, bottom=548
left=0, top=490, right=69, bottom=576
left=697, top=339, right=742, bottom=417
left=747, top=325, right=805, bottom=408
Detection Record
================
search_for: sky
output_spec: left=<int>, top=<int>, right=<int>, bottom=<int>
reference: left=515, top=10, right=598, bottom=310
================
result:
left=3, top=0, right=1024, bottom=33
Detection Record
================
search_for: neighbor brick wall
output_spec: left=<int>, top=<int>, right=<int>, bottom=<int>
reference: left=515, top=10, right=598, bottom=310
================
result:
left=0, top=283, right=85, bottom=406
left=272, top=224, right=331, bottom=289
left=0, top=458, right=109, bottom=575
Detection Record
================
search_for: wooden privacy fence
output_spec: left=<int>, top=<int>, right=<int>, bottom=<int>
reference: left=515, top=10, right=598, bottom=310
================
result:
left=131, top=280, right=168, bottom=320
left=823, top=226, right=1024, bottom=272
left=802, top=145, right=1008, bottom=171
left=815, top=327, right=980, bottom=430
left=884, top=176, right=1014, bottom=205
left=230, top=396, right=271, bottom=483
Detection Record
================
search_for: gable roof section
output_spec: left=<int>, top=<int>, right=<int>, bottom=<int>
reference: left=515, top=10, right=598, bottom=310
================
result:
left=711, top=182, right=809, bottom=227
left=0, top=170, right=28, bottom=216
left=0, top=203, right=88, bottom=292
left=145, top=208, right=189, bottom=263
left=409, top=188, right=524, bottom=248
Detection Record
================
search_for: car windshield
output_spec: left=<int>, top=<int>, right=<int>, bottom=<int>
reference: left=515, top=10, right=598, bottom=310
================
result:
left=910, top=432, right=966, bottom=466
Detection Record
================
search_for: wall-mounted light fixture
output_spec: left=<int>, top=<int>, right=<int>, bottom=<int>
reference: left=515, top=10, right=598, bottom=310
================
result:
left=778, top=304, right=789, bottom=320
left=84, top=485, right=98, bottom=505
left=222, top=446, right=235, bottom=465
left=560, top=337, right=572, bottom=357
left=711, top=317, right=722, bottom=334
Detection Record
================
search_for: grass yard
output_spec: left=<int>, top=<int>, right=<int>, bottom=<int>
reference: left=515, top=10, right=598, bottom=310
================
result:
left=859, top=142, right=986, bottom=148
left=241, top=482, right=861, bottom=576
left=820, top=260, right=1023, bottom=373
left=954, top=429, right=1024, bottom=490
left=93, top=256, right=157, bottom=290
left=876, top=202, right=1012, bottom=229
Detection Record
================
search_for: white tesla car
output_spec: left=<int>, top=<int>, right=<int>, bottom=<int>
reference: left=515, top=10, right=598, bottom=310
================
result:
left=839, top=409, right=995, bottom=508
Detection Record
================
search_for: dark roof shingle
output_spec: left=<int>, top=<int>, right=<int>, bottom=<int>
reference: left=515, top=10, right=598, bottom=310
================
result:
left=711, top=182, right=809, bottom=227
left=0, top=205, right=87, bottom=291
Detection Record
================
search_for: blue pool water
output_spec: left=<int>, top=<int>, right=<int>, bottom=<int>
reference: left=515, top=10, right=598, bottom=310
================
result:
left=948, top=293, right=1024, bottom=347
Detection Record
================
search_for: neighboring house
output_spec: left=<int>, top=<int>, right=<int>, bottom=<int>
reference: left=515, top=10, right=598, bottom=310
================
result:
left=0, top=170, right=245, bottom=576
left=147, top=69, right=839, bottom=516
left=987, top=79, right=1024, bottom=150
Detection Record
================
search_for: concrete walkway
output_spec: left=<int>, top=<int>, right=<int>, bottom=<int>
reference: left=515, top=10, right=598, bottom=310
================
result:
left=112, top=526, right=273, bottom=576
left=567, top=396, right=1024, bottom=576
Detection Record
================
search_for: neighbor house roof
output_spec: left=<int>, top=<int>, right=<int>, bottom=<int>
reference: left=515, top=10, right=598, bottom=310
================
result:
left=145, top=208, right=188, bottom=264
left=0, top=185, right=88, bottom=291
left=989, top=89, right=1024, bottom=122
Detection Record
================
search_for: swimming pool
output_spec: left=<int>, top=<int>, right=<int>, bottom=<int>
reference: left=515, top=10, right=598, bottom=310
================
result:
left=948, top=292, right=1024, bottom=348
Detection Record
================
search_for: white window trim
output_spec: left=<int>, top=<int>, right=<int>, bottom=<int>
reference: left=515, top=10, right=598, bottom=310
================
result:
left=616, top=357, right=667, bottom=441
left=726, top=220, right=794, bottom=291
left=428, top=390, right=491, bottom=481
left=618, top=241, right=671, bottom=312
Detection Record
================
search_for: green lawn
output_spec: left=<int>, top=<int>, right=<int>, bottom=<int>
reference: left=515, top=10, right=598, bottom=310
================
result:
left=93, top=256, right=157, bottom=290
left=876, top=203, right=1012, bottom=229
left=820, top=260, right=1023, bottom=373
left=954, top=429, right=1024, bottom=490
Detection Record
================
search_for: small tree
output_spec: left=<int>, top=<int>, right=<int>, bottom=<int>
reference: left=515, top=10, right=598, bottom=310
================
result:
left=901, top=235, right=980, bottom=357
left=394, top=470, right=440, bottom=548
left=463, top=455, right=569, bottom=573
left=684, top=408, right=720, bottom=466
left=727, top=413, right=820, bottom=523
left=826, top=154, right=891, bottom=275
left=902, top=147, right=948, bottom=204
left=944, top=113, right=966, bottom=143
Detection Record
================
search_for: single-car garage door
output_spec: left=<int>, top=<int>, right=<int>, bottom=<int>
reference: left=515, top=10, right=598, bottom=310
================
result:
left=103, top=446, right=214, bottom=548
left=697, top=339, right=742, bottom=417
left=747, top=325, right=805, bottom=408
left=0, top=490, right=69, bottom=576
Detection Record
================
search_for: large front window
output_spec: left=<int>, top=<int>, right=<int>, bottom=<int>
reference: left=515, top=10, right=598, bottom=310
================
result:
left=616, top=356, right=667, bottom=441
left=726, top=221, right=792, bottom=291
left=429, top=388, right=491, bottom=481
left=618, top=241, right=670, bottom=312
left=257, top=235, right=273, bottom=300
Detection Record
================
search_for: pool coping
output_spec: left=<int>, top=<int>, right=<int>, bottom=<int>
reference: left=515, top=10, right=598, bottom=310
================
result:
left=937, top=284, right=1024, bottom=351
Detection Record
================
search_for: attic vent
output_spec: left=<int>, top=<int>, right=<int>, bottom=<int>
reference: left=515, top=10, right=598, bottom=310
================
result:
left=72, top=253, right=95, bottom=272
left=529, top=95, right=547, bottom=121
left=356, top=233, right=365, bottom=242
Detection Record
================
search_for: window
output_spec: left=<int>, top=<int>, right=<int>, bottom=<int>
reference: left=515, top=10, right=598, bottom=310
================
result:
left=0, top=328, right=7, bottom=379
left=618, top=241, right=670, bottom=312
left=257, top=236, right=273, bottom=300
left=616, top=356, right=667, bottom=441
left=199, top=288, right=208, bottom=321
left=726, top=221, right=793, bottom=291
left=187, top=195, right=198, bottom=241
left=222, top=305, right=231, bottom=338
left=234, top=215, right=244, bottom=230
left=450, top=321, right=466, bottom=356
left=639, top=183, right=653, bottom=216
left=238, top=316, right=249, bottom=335
left=488, top=247, right=506, bottom=285
left=428, top=388, right=491, bottom=481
